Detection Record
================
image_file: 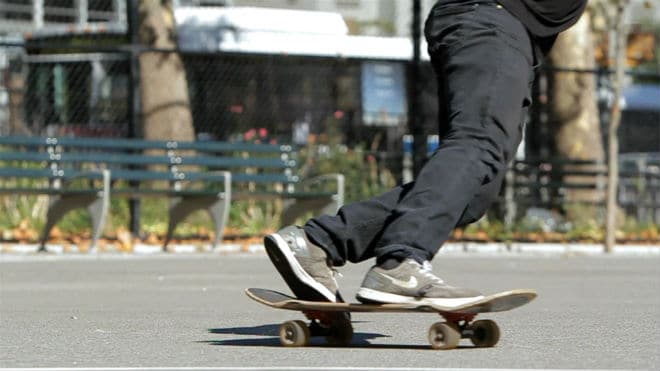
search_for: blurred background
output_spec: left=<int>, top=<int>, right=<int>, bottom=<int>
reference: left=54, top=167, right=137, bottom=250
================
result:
left=0, top=0, right=658, bottom=247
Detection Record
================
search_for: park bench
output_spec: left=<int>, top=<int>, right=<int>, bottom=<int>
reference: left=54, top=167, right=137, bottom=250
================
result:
left=0, top=136, right=344, bottom=251
left=508, top=157, right=660, bottom=222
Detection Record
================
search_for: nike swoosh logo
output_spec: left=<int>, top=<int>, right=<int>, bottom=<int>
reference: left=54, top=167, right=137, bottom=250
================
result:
left=381, top=274, right=418, bottom=289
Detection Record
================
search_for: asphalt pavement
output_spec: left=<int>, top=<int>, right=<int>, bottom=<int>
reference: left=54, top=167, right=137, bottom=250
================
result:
left=1, top=252, right=659, bottom=370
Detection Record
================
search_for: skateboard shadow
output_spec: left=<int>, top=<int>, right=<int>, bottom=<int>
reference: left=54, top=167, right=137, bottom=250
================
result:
left=202, top=324, right=459, bottom=350
left=208, top=324, right=279, bottom=337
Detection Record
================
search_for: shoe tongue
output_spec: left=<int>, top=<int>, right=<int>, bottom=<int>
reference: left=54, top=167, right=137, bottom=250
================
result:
left=421, top=261, right=433, bottom=271
left=406, top=259, right=431, bottom=271
left=419, top=261, right=445, bottom=284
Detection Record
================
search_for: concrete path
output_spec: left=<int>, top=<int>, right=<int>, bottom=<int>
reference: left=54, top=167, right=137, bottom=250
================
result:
left=1, top=253, right=659, bottom=369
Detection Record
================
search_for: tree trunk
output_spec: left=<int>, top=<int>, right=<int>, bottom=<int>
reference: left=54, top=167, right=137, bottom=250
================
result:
left=138, top=0, right=194, bottom=142
left=605, top=1, right=629, bottom=253
left=547, top=12, right=606, bottom=204
left=8, top=68, right=29, bottom=135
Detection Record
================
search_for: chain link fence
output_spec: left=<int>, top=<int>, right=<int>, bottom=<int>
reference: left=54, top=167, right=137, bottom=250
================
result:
left=0, top=42, right=429, bottom=146
left=1, top=24, right=658, bottom=231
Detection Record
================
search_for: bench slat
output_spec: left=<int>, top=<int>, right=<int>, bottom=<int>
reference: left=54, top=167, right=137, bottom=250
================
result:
left=0, top=136, right=294, bottom=153
left=0, top=151, right=295, bottom=168
left=0, top=167, right=104, bottom=179
left=0, top=167, right=296, bottom=184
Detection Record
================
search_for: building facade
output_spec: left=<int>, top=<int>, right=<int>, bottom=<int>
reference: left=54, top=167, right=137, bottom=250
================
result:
left=0, top=0, right=438, bottom=37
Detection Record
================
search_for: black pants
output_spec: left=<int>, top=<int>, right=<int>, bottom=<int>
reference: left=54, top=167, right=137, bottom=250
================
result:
left=305, top=2, right=537, bottom=266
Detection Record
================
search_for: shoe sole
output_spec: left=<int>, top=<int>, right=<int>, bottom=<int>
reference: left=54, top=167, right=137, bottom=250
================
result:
left=264, top=233, right=337, bottom=302
left=356, top=287, right=484, bottom=307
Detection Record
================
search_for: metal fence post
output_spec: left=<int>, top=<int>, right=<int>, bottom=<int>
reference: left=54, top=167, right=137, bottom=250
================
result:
left=76, top=0, right=88, bottom=26
left=410, top=0, right=425, bottom=174
left=402, top=135, right=414, bottom=183
left=426, top=134, right=439, bottom=158
left=127, top=0, right=141, bottom=237
left=33, top=0, right=44, bottom=29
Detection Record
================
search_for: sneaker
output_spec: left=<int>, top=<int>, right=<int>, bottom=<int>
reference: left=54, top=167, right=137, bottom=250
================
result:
left=264, top=226, right=343, bottom=302
left=356, top=259, right=484, bottom=307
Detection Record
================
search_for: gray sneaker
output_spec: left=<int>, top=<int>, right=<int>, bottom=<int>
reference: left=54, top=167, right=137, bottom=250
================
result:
left=264, top=226, right=342, bottom=302
left=356, top=259, right=483, bottom=307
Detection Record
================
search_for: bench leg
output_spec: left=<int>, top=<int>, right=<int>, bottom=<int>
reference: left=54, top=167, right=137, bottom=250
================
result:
left=208, top=195, right=231, bottom=250
left=282, top=174, right=345, bottom=225
left=39, top=192, right=109, bottom=252
left=39, top=170, right=110, bottom=253
left=88, top=194, right=109, bottom=251
left=281, top=197, right=341, bottom=226
left=163, top=194, right=230, bottom=251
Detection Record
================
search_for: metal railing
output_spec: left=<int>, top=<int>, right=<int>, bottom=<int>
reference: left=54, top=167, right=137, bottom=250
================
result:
left=0, top=0, right=126, bottom=34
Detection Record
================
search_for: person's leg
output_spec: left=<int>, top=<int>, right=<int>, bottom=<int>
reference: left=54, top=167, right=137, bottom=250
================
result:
left=304, top=182, right=414, bottom=266
left=304, top=158, right=506, bottom=266
left=372, top=2, right=535, bottom=264
left=264, top=225, right=343, bottom=302
left=307, top=4, right=535, bottom=268
left=455, top=165, right=506, bottom=228
left=265, top=2, right=535, bottom=305
left=355, top=3, right=536, bottom=306
left=265, top=182, right=414, bottom=302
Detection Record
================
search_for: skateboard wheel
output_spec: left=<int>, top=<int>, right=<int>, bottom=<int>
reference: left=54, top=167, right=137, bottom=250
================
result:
left=428, top=322, right=461, bottom=350
left=279, top=320, right=310, bottom=347
left=325, top=318, right=353, bottom=347
left=468, top=319, right=500, bottom=347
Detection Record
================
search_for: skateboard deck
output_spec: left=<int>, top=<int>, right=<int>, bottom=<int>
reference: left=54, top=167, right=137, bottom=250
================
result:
left=245, top=287, right=536, bottom=349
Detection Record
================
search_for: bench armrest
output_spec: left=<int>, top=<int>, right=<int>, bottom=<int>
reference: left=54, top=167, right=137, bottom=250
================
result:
left=298, top=173, right=345, bottom=208
left=205, top=170, right=232, bottom=200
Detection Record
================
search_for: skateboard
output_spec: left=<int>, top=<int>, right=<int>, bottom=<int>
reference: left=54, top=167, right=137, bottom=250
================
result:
left=245, top=287, right=537, bottom=349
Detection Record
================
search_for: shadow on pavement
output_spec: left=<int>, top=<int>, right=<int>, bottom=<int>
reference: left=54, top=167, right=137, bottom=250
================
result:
left=201, top=324, right=473, bottom=350
left=209, top=324, right=280, bottom=337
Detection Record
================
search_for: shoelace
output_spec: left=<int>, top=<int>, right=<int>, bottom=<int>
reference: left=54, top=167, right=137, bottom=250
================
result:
left=419, top=260, right=445, bottom=284
left=331, top=268, right=343, bottom=279
left=415, top=260, right=448, bottom=297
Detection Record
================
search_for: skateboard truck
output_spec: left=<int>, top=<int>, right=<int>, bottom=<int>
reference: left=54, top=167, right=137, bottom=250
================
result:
left=302, top=310, right=353, bottom=346
left=428, top=316, right=500, bottom=349
left=282, top=311, right=498, bottom=349
left=279, top=317, right=353, bottom=347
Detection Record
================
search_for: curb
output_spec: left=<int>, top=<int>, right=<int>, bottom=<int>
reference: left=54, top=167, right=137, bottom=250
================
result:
left=437, top=242, right=660, bottom=256
left=1, top=242, right=658, bottom=257
left=0, top=242, right=266, bottom=255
